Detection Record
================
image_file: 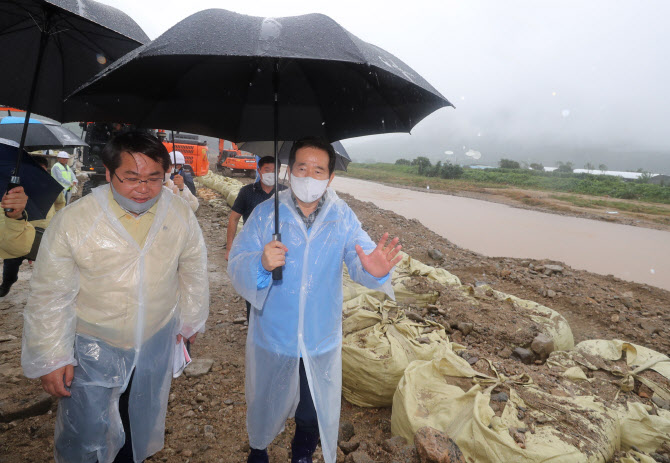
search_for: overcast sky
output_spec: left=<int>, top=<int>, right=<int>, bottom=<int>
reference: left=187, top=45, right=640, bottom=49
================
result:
left=97, top=0, right=670, bottom=169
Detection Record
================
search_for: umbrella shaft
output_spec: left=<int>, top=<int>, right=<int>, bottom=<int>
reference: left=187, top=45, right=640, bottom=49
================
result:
left=15, top=26, right=51, bottom=178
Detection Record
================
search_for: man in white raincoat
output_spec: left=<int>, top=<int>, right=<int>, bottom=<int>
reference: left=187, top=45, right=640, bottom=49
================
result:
left=22, top=131, right=209, bottom=463
left=228, top=137, right=402, bottom=463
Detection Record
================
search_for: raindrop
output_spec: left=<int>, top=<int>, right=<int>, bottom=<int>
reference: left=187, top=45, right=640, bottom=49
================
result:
left=477, top=132, right=482, bottom=137
left=552, top=91, right=557, bottom=97
left=561, top=109, right=570, bottom=118
left=650, top=269, right=656, bottom=274
left=96, top=54, right=107, bottom=65
left=321, top=121, right=325, bottom=126
left=426, top=185, right=430, bottom=190
left=460, top=96, right=466, bottom=101
left=444, top=150, right=454, bottom=155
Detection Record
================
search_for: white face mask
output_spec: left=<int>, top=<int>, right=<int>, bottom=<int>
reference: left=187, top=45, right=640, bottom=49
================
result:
left=290, top=173, right=329, bottom=203
left=260, top=172, right=275, bottom=187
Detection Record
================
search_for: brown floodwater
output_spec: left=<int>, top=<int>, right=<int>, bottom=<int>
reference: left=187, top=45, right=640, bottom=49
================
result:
left=332, top=176, right=670, bottom=291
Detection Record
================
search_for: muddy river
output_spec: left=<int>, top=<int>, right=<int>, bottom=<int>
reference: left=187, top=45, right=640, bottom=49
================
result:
left=332, top=176, right=670, bottom=291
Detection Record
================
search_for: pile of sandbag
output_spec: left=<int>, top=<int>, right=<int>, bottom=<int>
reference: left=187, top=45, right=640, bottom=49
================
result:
left=195, top=171, right=244, bottom=207
left=341, top=294, right=457, bottom=407
left=391, top=340, right=670, bottom=462
left=341, top=254, right=575, bottom=410
left=391, top=357, right=620, bottom=463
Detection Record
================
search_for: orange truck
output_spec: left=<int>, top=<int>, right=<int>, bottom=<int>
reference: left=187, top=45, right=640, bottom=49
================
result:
left=217, top=139, right=257, bottom=177
left=161, top=131, right=210, bottom=177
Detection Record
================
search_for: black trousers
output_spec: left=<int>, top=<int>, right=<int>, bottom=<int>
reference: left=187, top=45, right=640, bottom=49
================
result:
left=295, top=358, right=319, bottom=435
left=2, top=256, right=24, bottom=286
left=96, top=371, right=138, bottom=463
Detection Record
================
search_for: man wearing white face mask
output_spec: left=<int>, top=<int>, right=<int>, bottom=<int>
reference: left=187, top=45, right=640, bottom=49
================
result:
left=228, top=137, right=402, bottom=463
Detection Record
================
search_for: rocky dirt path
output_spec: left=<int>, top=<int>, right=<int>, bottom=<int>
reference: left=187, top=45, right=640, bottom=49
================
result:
left=1, top=182, right=669, bottom=462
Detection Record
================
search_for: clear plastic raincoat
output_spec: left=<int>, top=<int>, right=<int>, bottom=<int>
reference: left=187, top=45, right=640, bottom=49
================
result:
left=228, top=188, right=394, bottom=463
left=21, top=184, right=209, bottom=463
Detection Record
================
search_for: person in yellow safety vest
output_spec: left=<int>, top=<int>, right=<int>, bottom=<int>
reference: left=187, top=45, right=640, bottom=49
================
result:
left=51, top=151, right=78, bottom=204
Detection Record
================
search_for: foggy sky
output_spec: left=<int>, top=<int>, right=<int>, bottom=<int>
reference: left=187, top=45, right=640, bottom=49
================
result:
left=97, top=0, right=670, bottom=172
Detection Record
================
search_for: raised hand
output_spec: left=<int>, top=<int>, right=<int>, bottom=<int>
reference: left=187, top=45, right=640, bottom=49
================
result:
left=355, top=232, right=402, bottom=278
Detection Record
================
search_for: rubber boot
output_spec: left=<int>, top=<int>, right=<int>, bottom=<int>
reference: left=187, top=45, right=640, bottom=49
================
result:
left=291, top=426, right=320, bottom=463
left=247, top=448, right=269, bottom=463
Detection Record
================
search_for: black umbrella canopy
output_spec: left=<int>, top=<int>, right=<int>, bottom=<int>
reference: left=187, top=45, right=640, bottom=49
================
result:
left=0, top=141, right=64, bottom=221
left=69, top=9, right=452, bottom=142
left=0, top=0, right=149, bottom=122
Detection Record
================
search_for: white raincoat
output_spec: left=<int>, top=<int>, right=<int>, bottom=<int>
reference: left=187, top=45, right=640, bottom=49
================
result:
left=21, top=184, right=209, bottom=463
left=228, top=188, right=394, bottom=463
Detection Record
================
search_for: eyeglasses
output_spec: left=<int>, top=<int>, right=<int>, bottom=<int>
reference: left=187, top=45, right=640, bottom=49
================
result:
left=114, top=172, right=164, bottom=188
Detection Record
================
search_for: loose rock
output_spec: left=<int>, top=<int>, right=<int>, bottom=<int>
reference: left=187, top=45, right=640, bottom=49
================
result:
left=427, top=249, right=444, bottom=261
left=184, top=359, right=215, bottom=378
left=339, top=420, right=355, bottom=442
left=511, top=347, right=535, bottom=364
left=414, top=427, right=465, bottom=463
left=530, top=333, right=555, bottom=359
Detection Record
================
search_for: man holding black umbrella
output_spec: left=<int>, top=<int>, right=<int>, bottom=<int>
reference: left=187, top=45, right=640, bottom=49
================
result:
left=228, top=137, right=402, bottom=463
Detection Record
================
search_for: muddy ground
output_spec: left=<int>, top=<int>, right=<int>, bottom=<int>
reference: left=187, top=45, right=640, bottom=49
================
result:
left=1, top=177, right=669, bottom=463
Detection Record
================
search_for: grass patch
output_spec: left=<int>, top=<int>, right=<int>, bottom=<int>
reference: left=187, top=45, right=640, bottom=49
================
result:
left=549, top=194, right=670, bottom=216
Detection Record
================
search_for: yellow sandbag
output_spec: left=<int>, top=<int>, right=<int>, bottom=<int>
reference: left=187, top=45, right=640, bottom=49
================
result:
left=341, top=294, right=454, bottom=407
left=549, top=340, right=670, bottom=401
left=392, top=357, right=620, bottom=463
left=226, top=190, right=239, bottom=207
left=342, top=252, right=461, bottom=305
left=617, top=402, right=670, bottom=453
left=466, top=285, right=575, bottom=351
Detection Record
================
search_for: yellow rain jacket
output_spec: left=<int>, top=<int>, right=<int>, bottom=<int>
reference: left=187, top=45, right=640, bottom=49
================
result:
left=0, top=214, right=35, bottom=259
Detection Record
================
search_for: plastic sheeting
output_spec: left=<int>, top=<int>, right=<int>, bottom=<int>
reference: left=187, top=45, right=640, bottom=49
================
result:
left=391, top=357, right=620, bottom=463
left=341, top=294, right=454, bottom=407
left=21, top=185, right=209, bottom=462
left=227, top=188, right=394, bottom=463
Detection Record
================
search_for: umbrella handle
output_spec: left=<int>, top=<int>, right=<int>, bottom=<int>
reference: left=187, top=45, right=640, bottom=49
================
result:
left=272, top=233, right=283, bottom=281
left=3, top=178, right=21, bottom=213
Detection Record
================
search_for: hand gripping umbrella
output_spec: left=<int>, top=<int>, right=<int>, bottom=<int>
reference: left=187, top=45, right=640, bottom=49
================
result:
left=0, top=0, right=148, bottom=211
left=68, top=9, right=453, bottom=280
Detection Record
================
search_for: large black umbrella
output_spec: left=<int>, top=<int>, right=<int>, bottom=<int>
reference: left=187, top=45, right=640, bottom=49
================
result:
left=239, top=140, right=351, bottom=172
left=69, top=9, right=452, bottom=279
left=0, top=140, right=64, bottom=221
left=0, top=0, right=148, bottom=210
left=0, top=116, right=87, bottom=150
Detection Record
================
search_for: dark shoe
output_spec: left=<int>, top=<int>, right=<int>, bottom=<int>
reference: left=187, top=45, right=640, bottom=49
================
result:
left=291, top=426, right=320, bottom=463
left=0, top=282, right=13, bottom=297
left=247, top=448, right=269, bottom=463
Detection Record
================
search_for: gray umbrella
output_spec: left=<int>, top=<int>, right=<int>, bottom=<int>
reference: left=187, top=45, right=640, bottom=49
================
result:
left=0, top=0, right=148, bottom=209
left=0, top=117, right=87, bottom=150
left=238, top=140, right=351, bottom=172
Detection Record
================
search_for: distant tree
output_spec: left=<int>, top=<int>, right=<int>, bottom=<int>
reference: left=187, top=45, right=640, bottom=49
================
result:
left=413, top=156, right=432, bottom=175
left=584, top=162, right=595, bottom=172
left=530, top=162, right=544, bottom=171
left=499, top=158, right=521, bottom=169
left=440, top=162, right=464, bottom=179
left=598, top=163, right=608, bottom=172
left=395, top=158, right=411, bottom=166
left=556, top=161, right=574, bottom=173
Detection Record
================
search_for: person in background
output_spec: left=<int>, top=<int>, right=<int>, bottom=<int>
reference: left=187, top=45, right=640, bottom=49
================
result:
left=50, top=151, right=77, bottom=204
left=164, top=156, right=199, bottom=212
left=169, top=151, right=196, bottom=196
left=226, top=155, right=287, bottom=320
left=0, top=186, right=35, bottom=262
left=0, top=156, right=65, bottom=297
left=228, top=137, right=401, bottom=463
left=22, top=131, right=209, bottom=463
